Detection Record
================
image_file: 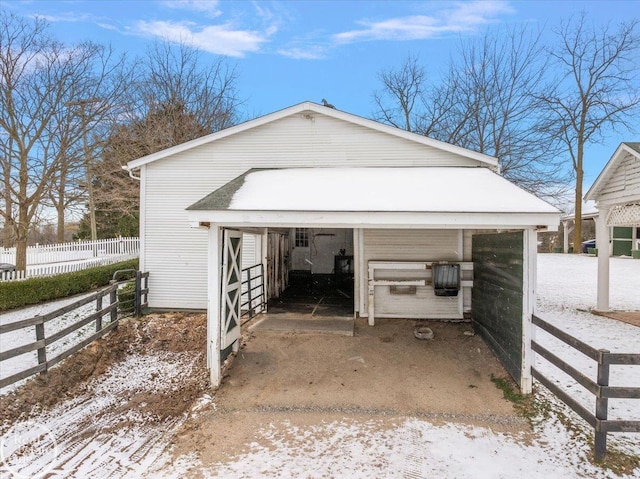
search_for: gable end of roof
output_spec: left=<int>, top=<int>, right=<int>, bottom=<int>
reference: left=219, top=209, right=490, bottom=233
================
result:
left=585, top=142, right=640, bottom=201
left=127, top=101, right=498, bottom=170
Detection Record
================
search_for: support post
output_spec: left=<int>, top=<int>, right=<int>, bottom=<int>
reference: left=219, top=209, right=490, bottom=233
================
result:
left=595, top=206, right=610, bottom=311
left=520, top=228, right=537, bottom=394
left=358, top=228, right=366, bottom=317
left=353, top=228, right=360, bottom=317
left=207, top=225, right=222, bottom=387
left=367, top=262, right=375, bottom=326
left=247, top=266, right=254, bottom=318
left=261, top=228, right=269, bottom=310
left=595, top=348, right=610, bottom=461
left=562, top=220, right=574, bottom=253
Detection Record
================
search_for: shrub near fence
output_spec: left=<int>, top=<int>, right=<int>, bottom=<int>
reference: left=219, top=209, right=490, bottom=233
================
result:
left=0, top=259, right=138, bottom=311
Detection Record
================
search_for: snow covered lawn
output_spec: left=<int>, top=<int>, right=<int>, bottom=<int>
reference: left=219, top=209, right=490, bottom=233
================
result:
left=0, top=286, right=129, bottom=394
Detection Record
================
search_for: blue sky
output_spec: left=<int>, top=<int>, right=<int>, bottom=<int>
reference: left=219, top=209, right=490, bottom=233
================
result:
left=4, top=0, right=639, bottom=190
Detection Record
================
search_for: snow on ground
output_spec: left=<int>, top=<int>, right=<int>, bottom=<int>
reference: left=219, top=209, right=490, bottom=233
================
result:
left=0, top=285, right=129, bottom=394
left=537, top=253, right=639, bottom=312
left=1, top=253, right=639, bottom=478
left=0, top=351, right=201, bottom=478
left=150, top=253, right=640, bottom=478
left=535, top=254, right=640, bottom=457
left=149, top=417, right=624, bottom=479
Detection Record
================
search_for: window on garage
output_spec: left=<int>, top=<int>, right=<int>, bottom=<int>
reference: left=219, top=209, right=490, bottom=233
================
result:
left=295, top=228, right=309, bottom=247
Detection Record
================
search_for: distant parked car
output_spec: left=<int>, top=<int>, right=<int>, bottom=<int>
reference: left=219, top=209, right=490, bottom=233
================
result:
left=581, top=239, right=596, bottom=253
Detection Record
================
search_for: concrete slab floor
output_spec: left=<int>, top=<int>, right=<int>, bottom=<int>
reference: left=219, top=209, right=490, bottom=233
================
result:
left=221, top=318, right=521, bottom=420
left=251, top=315, right=355, bottom=336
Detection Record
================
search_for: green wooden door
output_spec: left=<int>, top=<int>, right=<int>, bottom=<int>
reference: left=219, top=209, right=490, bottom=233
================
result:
left=472, top=232, right=524, bottom=383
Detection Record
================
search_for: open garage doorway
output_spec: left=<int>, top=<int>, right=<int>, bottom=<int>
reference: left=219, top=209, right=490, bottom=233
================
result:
left=267, top=228, right=355, bottom=319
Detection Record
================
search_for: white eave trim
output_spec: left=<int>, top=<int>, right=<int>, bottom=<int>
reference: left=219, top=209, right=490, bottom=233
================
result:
left=187, top=209, right=559, bottom=230
left=126, top=102, right=498, bottom=170
left=585, top=143, right=640, bottom=201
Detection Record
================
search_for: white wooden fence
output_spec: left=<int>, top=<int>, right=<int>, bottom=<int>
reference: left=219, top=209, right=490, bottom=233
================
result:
left=0, top=255, right=138, bottom=282
left=0, top=237, right=140, bottom=282
left=0, top=237, right=139, bottom=265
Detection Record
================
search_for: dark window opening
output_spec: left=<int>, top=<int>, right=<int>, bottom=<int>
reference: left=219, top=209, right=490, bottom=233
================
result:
left=295, top=228, right=309, bottom=248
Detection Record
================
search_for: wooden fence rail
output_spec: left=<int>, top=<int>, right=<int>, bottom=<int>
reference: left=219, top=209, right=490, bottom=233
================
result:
left=531, top=314, right=640, bottom=461
left=0, top=272, right=148, bottom=390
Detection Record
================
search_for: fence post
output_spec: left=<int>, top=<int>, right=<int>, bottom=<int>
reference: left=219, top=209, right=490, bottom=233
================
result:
left=35, top=318, right=47, bottom=375
left=96, top=294, right=103, bottom=332
left=110, top=285, right=118, bottom=327
left=595, top=348, right=610, bottom=461
left=260, top=263, right=266, bottom=313
left=247, top=267, right=254, bottom=318
left=135, top=271, right=142, bottom=317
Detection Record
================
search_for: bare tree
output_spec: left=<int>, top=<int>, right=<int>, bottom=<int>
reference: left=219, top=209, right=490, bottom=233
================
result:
left=372, top=27, right=567, bottom=196
left=542, top=14, right=640, bottom=252
left=77, top=40, right=241, bottom=238
left=372, top=54, right=426, bottom=132
left=0, top=12, right=130, bottom=269
left=45, top=106, right=86, bottom=243
left=433, top=26, right=565, bottom=195
left=136, top=40, right=240, bottom=138
left=56, top=45, right=132, bottom=243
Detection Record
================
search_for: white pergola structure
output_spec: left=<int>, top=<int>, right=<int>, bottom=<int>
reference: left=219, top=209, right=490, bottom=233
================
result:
left=585, top=143, right=640, bottom=311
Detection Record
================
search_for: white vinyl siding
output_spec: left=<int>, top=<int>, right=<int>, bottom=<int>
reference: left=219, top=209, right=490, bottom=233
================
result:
left=363, top=229, right=464, bottom=319
left=143, top=114, right=487, bottom=309
left=598, top=153, right=640, bottom=204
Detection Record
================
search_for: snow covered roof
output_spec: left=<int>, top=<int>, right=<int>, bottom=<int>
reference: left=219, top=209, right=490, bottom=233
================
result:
left=585, top=142, right=640, bottom=202
left=559, top=200, right=599, bottom=221
left=188, top=167, right=558, bottom=215
left=126, top=102, right=498, bottom=169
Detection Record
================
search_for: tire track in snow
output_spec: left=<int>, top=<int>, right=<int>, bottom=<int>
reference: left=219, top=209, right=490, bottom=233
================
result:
left=386, top=419, right=430, bottom=479
left=1, top=352, right=197, bottom=478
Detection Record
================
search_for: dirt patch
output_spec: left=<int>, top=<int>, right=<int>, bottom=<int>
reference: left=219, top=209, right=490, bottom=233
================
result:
left=0, top=312, right=208, bottom=426
left=0, top=312, right=212, bottom=478
left=167, top=317, right=532, bottom=470
left=0, top=313, right=534, bottom=478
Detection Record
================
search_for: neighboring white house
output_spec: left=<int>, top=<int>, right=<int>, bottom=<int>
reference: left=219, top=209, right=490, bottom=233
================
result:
left=585, top=142, right=640, bottom=311
left=559, top=201, right=599, bottom=253
left=126, top=101, right=560, bottom=391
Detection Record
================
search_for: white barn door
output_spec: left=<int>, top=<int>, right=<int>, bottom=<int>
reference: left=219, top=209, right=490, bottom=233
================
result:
left=221, top=229, right=242, bottom=350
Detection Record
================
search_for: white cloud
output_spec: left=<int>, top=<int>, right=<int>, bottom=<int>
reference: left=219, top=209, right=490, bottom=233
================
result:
left=161, top=0, right=222, bottom=18
left=96, top=22, right=119, bottom=32
left=33, top=12, right=94, bottom=23
left=133, top=20, right=270, bottom=57
left=333, top=0, right=513, bottom=44
left=277, top=45, right=327, bottom=60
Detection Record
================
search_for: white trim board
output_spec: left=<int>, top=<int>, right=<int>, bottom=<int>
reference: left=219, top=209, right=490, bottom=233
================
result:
left=188, top=210, right=560, bottom=230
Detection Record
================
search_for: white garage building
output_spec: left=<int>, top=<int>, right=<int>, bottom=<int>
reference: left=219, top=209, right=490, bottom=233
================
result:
left=126, top=102, right=560, bottom=390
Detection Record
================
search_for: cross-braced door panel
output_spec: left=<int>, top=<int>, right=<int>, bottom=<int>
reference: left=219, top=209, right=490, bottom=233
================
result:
left=221, top=230, right=242, bottom=349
